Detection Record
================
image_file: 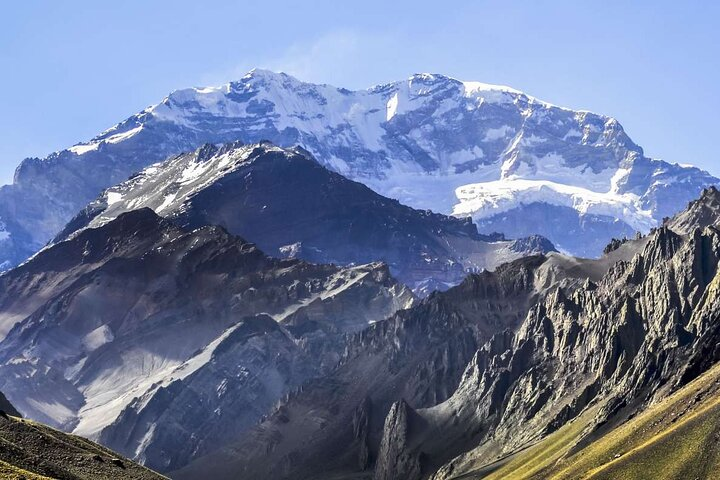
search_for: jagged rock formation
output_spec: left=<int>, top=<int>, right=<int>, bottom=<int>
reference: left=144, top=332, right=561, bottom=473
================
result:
left=413, top=186, right=720, bottom=479
left=374, top=400, right=423, bottom=480
left=55, top=141, right=555, bottom=293
left=0, top=208, right=414, bottom=473
left=171, top=186, right=720, bottom=480
left=0, top=70, right=716, bottom=268
left=477, top=360, right=720, bottom=479
left=172, top=255, right=548, bottom=479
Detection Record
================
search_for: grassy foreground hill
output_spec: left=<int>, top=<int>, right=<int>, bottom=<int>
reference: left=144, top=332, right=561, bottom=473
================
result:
left=465, top=361, right=720, bottom=480
left=0, top=411, right=166, bottom=480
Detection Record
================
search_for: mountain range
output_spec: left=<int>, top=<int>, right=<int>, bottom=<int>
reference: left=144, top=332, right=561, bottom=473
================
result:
left=55, top=141, right=554, bottom=293
left=4, top=184, right=720, bottom=479
left=1, top=68, right=720, bottom=480
left=0, top=206, right=414, bottom=463
left=0, top=69, right=716, bottom=270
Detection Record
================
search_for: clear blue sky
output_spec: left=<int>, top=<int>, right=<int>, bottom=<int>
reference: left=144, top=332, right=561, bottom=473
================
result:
left=1, top=0, right=718, bottom=184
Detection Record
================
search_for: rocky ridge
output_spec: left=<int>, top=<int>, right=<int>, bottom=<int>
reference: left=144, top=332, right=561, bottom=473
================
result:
left=56, top=141, right=555, bottom=293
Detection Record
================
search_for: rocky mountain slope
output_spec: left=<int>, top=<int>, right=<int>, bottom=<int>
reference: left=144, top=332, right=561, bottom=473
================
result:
left=0, top=208, right=414, bottom=473
left=56, top=141, right=554, bottom=293
left=0, top=69, right=715, bottom=268
left=172, top=254, right=548, bottom=479
left=169, top=186, right=720, bottom=480
left=0, top=398, right=167, bottom=480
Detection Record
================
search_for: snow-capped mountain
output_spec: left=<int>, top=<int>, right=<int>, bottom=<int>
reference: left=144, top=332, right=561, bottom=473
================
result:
left=55, top=141, right=555, bottom=292
left=0, top=69, right=715, bottom=266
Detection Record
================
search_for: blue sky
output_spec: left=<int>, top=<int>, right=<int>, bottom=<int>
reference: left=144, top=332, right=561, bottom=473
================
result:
left=1, top=0, right=718, bottom=184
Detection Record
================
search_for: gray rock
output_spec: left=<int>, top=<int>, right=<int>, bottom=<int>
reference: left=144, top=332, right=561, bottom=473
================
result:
left=172, top=187, right=720, bottom=480
left=0, top=208, right=415, bottom=472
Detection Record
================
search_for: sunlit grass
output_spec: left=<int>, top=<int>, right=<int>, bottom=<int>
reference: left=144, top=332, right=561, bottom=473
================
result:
left=0, top=459, right=53, bottom=480
left=463, top=362, right=720, bottom=480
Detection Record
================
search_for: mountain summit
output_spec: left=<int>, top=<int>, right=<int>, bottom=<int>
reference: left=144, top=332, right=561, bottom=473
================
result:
left=0, top=69, right=715, bottom=267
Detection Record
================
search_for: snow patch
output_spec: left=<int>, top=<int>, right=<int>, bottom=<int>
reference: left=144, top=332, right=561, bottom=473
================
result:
left=105, top=125, right=143, bottom=144
left=106, top=191, right=123, bottom=206
left=279, top=242, right=302, bottom=258
left=69, top=143, right=99, bottom=155
left=386, top=93, right=399, bottom=121
left=83, top=325, right=114, bottom=351
left=453, top=179, right=656, bottom=232
left=483, top=125, right=514, bottom=141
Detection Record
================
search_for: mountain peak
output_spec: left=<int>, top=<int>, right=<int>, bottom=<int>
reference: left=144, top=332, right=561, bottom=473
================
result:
left=54, top=140, right=554, bottom=292
left=245, top=67, right=278, bottom=77
left=667, top=185, right=720, bottom=234
left=236, top=68, right=312, bottom=89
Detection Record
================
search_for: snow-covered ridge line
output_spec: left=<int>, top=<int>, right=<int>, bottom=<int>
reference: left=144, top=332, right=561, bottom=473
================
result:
left=68, top=69, right=585, bottom=156
left=453, top=179, right=656, bottom=232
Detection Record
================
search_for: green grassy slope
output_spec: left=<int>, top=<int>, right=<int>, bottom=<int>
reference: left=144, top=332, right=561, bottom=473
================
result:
left=459, top=362, right=720, bottom=480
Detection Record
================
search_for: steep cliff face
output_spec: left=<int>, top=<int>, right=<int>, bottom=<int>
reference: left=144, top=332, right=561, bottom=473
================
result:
left=374, top=400, right=423, bottom=480
left=0, top=208, right=414, bottom=473
left=406, top=188, right=720, bottom=479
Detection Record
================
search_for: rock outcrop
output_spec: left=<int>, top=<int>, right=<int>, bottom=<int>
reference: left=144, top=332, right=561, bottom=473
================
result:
left=0, top=391, right=19, bottom=418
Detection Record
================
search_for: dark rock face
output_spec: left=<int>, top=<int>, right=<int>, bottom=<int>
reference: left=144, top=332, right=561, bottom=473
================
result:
left=57, top=142, right=555, bottom=293
left=374, top=400, right=423, bottom=480
left=352, top=397, right=372, bottom=471
left=0, top=208, right=414, bottom=473
left=0, top=391, right=19, bottom=418
left=172, top=187, right=720, bottom=480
